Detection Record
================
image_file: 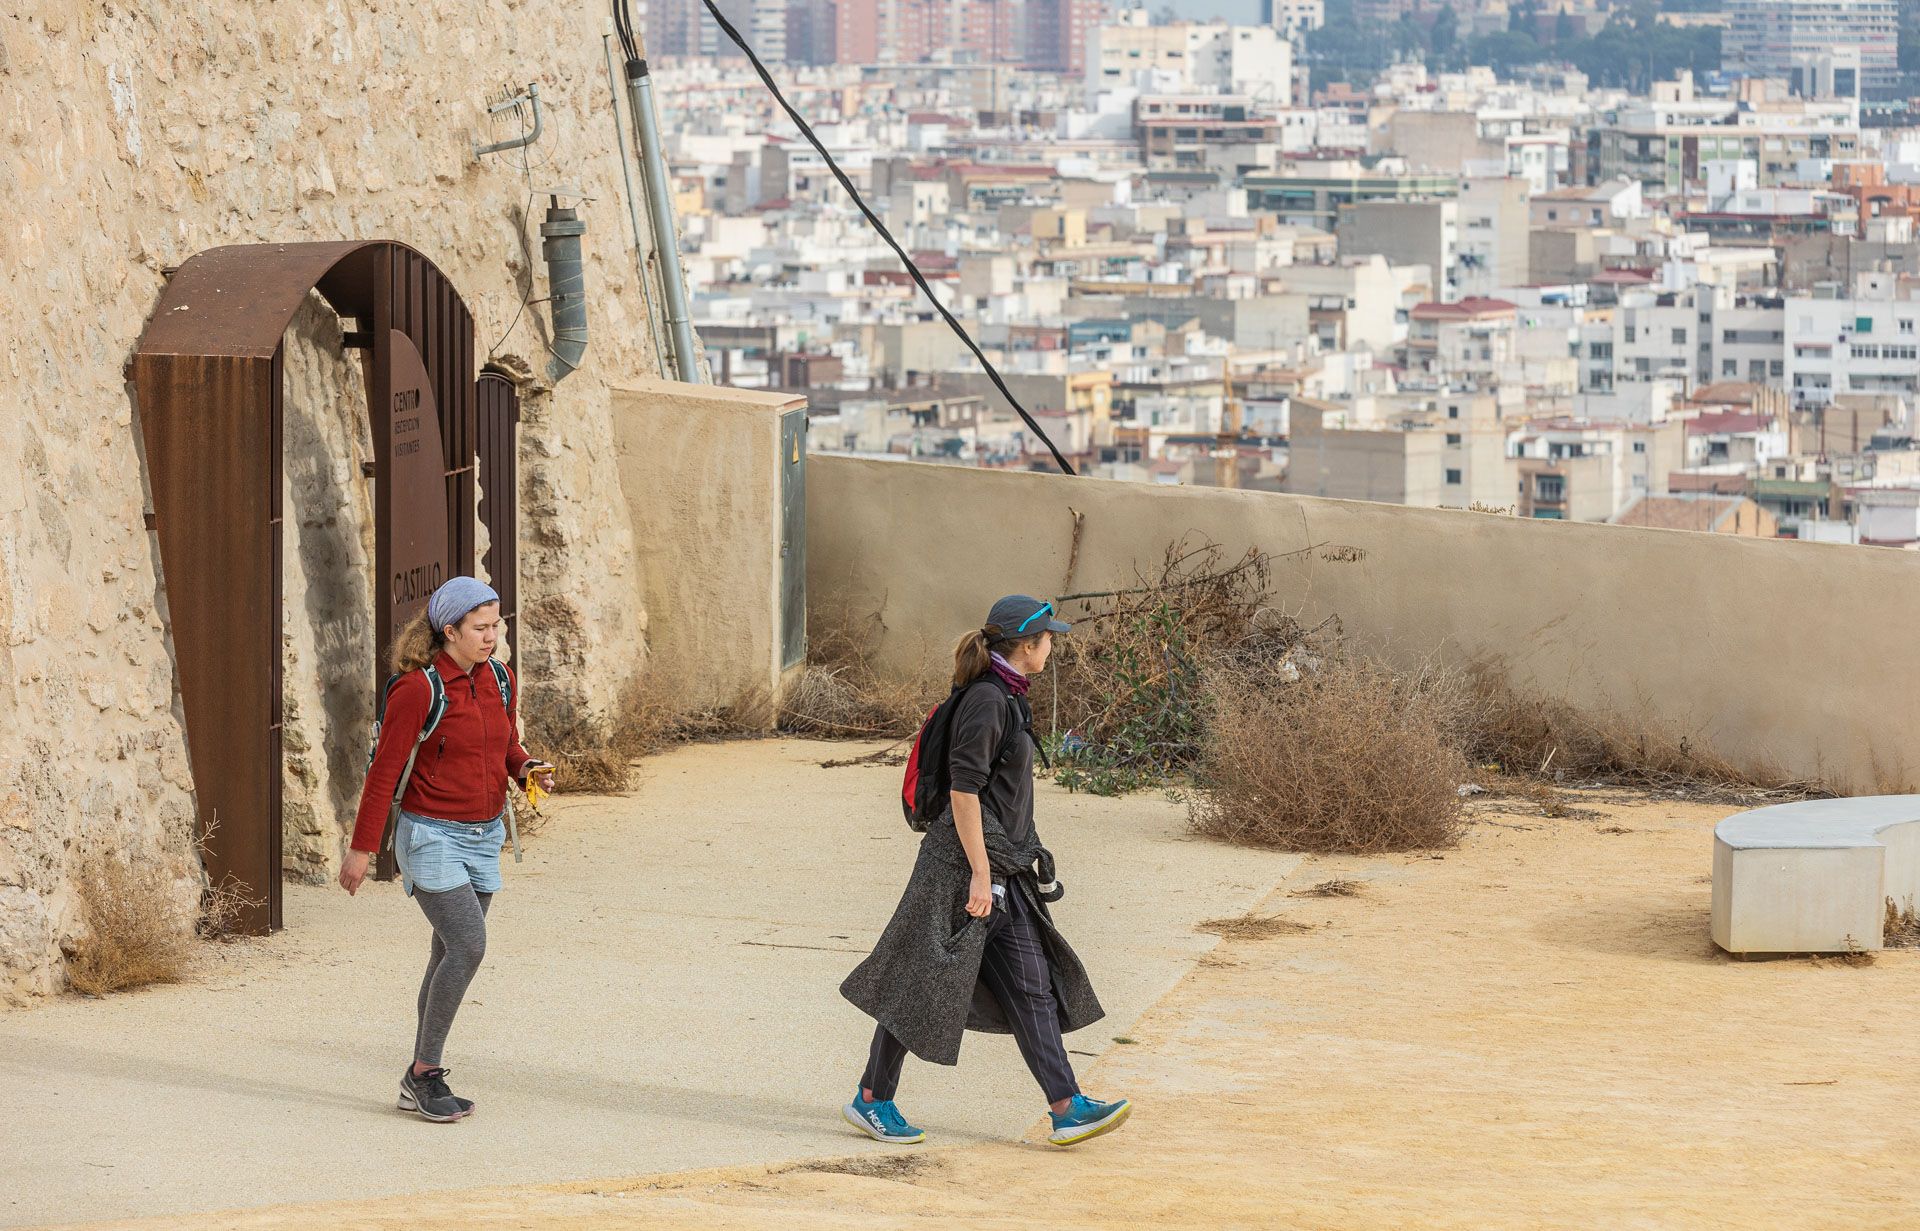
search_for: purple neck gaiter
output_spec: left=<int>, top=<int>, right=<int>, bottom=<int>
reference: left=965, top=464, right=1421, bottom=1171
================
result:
left=988, top=650, right=1031, bottom=696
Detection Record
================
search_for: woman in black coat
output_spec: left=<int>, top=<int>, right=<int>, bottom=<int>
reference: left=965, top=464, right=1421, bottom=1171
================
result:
left=839, top=595, right=1132, bottom=1148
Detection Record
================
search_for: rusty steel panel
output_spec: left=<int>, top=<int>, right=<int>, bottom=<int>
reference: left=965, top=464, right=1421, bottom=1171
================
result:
left=382, top=330, right=452, bottom=631
left=131, top=351, right=282, bottom=934
left=476, top=372, right=521, bottom=656
left=140, top=243, right=369, bottom=359
left=133, top=239, right=495, bottom=926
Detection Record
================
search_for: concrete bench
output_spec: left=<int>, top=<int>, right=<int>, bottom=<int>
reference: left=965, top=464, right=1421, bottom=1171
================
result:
left=1712, top=796, right=1920, bottom=955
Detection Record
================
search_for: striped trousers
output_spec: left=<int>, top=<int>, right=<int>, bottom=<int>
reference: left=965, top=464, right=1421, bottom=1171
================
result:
left=862, top=885, right=1079, bottom=1104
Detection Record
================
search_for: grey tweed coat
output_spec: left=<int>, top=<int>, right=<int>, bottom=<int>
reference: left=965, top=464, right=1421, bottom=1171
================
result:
left=840, top=812, right=1105, bottom=1067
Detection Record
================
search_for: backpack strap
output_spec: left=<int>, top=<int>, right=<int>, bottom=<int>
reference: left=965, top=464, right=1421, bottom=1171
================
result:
left=487, top=659, right=512, bottom=712
left=380, top=667, right=448, bottom=853
left=970, top=675, right=1043, bottom=772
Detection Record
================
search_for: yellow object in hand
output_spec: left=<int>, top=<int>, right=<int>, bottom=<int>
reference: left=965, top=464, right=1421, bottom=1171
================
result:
left=524, top=762, right=554, bottom=810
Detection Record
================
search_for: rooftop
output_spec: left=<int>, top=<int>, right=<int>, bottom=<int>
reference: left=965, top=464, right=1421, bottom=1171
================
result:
left=1613, top=492, right=1760, bottom=531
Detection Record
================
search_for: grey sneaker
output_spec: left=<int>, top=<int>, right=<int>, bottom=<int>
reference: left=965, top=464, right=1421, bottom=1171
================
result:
left=398, top=1066, right=472, bottom=1122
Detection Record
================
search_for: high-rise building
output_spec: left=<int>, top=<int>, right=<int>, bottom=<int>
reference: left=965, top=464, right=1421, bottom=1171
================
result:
left=646, top=0, right=789, bottom=59
left=1726, top=0, right=1898, bottom=98
left=786, top=0, right=838, bottom=64
left=1026, top=0, right=1106, bottom=72
left=835, top=0, right=880, bottom=63
left=1261, top=0, right=1324, bottom=40
left=646, top=0, right=705, bottom=57
left=954, top=0, right=1023, bottom=63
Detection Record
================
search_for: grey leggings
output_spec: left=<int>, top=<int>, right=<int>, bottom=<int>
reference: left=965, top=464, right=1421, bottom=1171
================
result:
left=413, top=885, right=492, bottom=1066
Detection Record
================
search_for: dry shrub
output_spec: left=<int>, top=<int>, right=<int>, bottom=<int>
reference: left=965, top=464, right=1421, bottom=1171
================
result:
left=1455, top=661, right=1817, bottom=796
left=1043, top=540, right=1284, bottom=794
left=66, top=852, right=196, bottom=997
left=530, top=682, right=758, bottom=796
left=778, top=610, right=931, bottom=740
left=1885, top=897, right=1920, bottom=949
left=1191, top=654, right=1468, bottom=854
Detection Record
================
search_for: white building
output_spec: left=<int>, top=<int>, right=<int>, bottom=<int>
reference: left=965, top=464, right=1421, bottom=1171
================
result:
left=1782, top=272, right=1920, bottom=407
left=1087, top=20, right=1293, bottom=106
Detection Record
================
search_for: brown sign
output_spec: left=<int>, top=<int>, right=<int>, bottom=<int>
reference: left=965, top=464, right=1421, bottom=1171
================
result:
left=385, top=330, right=450, bottom=634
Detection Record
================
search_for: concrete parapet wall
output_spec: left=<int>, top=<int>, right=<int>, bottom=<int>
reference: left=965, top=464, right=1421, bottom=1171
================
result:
left=808, top=455, right=1920, bottom=794
left=613, top=381, right=806, bottom=721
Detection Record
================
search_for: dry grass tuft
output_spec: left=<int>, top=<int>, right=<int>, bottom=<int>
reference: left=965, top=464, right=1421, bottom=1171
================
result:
left=1293, top=878, right=1368, bottom=898
left=1191, top=654, right=1468, bottom=855
left=1813, top=937, right=1877, bottom=968
left=529, top=682, right=760, bottom=797
left=1884, top=897, right=1920, bottom=949
left=1522, top=780, right=1569, bottom=818
left=779, top=610, right=934, bottom=741
left=1453, top=662, right=1824, bottom=799
left=65, top=817, right=262, bottom=997
left=65, top=852, right=196, bottom=997
left=1198, top=913, right=1315, bottom=940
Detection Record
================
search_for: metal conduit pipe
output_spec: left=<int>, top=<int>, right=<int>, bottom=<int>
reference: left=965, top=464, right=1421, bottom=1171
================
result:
left=623, top=56, right=702, bottom=383
left=540, top=197, right=589, bottom=383
left=603, top=33, right=668, bottom=377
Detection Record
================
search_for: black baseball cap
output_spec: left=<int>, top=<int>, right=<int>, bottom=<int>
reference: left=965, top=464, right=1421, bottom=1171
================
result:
left=985, top=595, right=1070, bottom=642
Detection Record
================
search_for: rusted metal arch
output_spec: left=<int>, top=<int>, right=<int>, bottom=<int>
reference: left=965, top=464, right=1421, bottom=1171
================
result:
left=132, top=241, right=486, bottom=933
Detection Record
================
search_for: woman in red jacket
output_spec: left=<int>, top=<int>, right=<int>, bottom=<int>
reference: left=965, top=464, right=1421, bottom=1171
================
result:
left=340, top=576, right=554, bottom=1123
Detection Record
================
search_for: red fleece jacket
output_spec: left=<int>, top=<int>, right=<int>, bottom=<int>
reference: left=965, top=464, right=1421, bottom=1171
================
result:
left=351, top=652, right=533, bottom=853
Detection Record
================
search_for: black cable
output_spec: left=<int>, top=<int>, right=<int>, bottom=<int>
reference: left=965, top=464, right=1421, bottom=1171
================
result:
left=688, top=0, right=1077, bottom=475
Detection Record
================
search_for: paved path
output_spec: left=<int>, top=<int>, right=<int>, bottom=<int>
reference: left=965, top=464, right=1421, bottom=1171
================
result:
left=35, top=789, right=1920, bottom=1231
left=0, top=740, right=1296, bottom=1228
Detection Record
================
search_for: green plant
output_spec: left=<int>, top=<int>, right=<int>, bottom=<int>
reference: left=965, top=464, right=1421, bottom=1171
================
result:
left=1044, top=539, right=1278, bottom=796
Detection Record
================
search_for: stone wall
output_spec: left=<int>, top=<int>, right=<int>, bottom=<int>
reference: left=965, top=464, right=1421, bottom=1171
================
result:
left=0, top=0, right=677, bottom=1000
left=281, top=297, right=377, bottom=885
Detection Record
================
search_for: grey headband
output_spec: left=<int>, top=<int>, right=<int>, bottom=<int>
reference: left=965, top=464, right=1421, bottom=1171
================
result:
left=427, top=576, right=500, bottom=634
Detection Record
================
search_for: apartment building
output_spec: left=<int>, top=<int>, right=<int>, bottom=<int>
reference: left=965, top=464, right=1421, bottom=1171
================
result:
left=1244, top=169, right=1460, bottom=231
left=1587, top=72, right=1865, bottom=192
left=1087, top=15, right=1293, bottom=103
left=1456, top=177, right=1531, bottom=298
left=1406, top=298, right=1517, bottom=380
left=1511, top=418, right=1688, bottom=521
left=1263, top=0, right=1325, bottom=41
left=1725, top=0, right=1898, bottom=98
left=1335, top=199, right=1460, bottom=302
left=1781, top=272, right=1920, bottom=408
left=1283, top=391, right=1515, bottom=509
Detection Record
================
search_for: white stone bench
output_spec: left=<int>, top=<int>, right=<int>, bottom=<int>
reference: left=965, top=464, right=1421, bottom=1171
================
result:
left=1712, top=796, right=1920, bottom=955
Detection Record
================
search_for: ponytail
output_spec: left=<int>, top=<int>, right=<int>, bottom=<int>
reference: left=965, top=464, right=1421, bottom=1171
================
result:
left=388, top=608, right=444, bottom=675
left=953, top=624, right=1045, bottom=686
left=952, top=628, right=993, bottom=687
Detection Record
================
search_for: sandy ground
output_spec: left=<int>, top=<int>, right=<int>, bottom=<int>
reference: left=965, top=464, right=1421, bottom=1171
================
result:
left=0, top=740, right=1297, bottom=1229
left=29, top=783, right=1920, bottom=1231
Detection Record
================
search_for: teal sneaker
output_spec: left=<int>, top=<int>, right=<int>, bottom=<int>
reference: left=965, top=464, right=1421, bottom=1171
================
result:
left=843, top=1091, right=926, bottom=1144
left=1048, top=1093, right=1131, bottom=1146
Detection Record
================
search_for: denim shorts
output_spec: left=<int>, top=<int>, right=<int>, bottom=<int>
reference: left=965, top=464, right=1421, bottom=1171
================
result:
left=395, top=810, right=505, bottom=897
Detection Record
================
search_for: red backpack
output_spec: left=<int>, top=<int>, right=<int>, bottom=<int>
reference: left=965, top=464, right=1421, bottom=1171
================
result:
left=900, top=676, right=1026, bottom=831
